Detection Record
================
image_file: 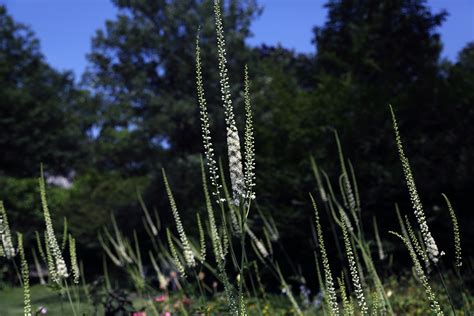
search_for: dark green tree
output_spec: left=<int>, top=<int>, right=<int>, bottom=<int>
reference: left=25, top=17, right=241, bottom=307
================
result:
left=0, top=5, right=103, bottom=255
left=310, top=0, right=449, bottom=199
left=432, top=43, right=474, bottom=254
left=0, top=5, right=97, bottom=177
left=311, top=0, right=448, bottom=154
left=308, top=0, right=473, bottom=259
left=84, top=0, right=260, bottom=175
left=81, top=0, right=263, bottom=245
left=314, top=0, right=446, bottom=87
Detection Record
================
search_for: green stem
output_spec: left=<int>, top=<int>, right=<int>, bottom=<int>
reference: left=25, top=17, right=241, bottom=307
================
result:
left=64, top=280, right=78, bottom=316
left=11, top=259, right=23, bottom=287
left=435, top=263, right=456, bottom=314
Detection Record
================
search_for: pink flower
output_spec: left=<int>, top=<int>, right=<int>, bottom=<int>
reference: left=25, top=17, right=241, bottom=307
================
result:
left=162, top=312, right=171, bottom=316
left=132, top=312, right=146, bottom=316
left=154, top=294, right=168, bottom=302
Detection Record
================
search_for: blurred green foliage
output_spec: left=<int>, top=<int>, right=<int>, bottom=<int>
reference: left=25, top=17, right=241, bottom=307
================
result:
left=0, top=7, right=99, bottom=177
left=0, top=275, right=470, bottom=315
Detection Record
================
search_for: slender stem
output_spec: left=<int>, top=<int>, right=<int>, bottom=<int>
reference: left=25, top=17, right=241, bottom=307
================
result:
left=11, top=259, right=23, bottom=287
left=64, top=280, right=78, bottom=316
left=194, top=269, right=204, bottom=298
left=435, top=263, right=456, bottom=314
left=238, top=203, right=247, bottom=315
left=247, top=266, right=263, bottom=316
left=454, top=267, right=470, bottom=315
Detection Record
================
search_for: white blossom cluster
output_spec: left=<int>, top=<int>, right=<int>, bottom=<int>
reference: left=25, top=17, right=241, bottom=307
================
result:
left=390, top=106, right=440, bottom=263
left=162, top=170, right=196, bottom=268
left=150, top=254, right=169, bottom=290
left=243, top=65, right=256, bottom=201
left=311, top=194, right=339, bottom=315
left=17, top=232, right=32, bottom=316
left=166, top=228, right=185, bottom=276
left=196, top=1, right=257, bottom=208
left=390, top=232, right=444, bottom=316
left=69, top=235, right=80, bottom=284
left=405, top=217, right=431, bottom=273
left=340, top=208, right=354, bottom=233
left=195, top=31, right=225, bottom=204
left=246, top=228, right=269, bottom=258
left=373, top=217, right=386, bottom=261
left=213, top=0, right=246, bottom=205
left=340, top=209, right=368, bottom=315
left=442, top=194, right=462, bottom=268
left=0, top=202, right=16, bottom=259
left=39, top=174, right=69, bottom=281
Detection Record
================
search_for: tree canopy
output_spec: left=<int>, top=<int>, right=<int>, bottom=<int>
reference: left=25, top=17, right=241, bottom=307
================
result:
left=84, top=0, right=261, bottom=174
left=0, top=6, right=97, bottom=178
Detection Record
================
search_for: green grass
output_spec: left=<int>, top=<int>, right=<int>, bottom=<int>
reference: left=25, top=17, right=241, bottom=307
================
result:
left=0, top=285, right=98, bottom=315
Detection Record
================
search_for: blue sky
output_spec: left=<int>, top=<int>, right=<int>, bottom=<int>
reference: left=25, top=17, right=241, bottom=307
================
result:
left=4, top=0, right=474, bottom=79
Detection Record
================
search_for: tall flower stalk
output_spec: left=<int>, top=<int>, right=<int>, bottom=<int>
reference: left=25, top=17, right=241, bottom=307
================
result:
left=39, top=167, right=69, bottom=281
left=243, top=64, right=256, bottom=201
left=0, top=201, right=16, bottom=259
left=213, top=0, right=245, bottom=205
left=200, top=157, right=224, bottom=262
left=310, top=194, right=339, bottom=315
left=195, top=30, right=225, bottom=204
left=405, top=217, right=431, bottom=273
left=196, top=4, right=257, bottom=312
left=340, top=209, right=368, bottom=315
left=246, top=228, right=269, bottom=258
left=390, top=105, right=440, bottom=263
left=442, top=194, right=462, bottom=268
left=373, top=216, right=386, bottom=261
left=334, top=131, right=358, bottom=215
left=338, top=275, right=354, bottom=316
left=390, top=232, right=444, bottom=315
left=17, top=232, right=32, bottom=316
left=69, top=235, right=80, bottom=284
left=201, top=157, right=238, bottom=314
left=196, top=212, right=207, bottom=262
left=162, top=169, right=196, bottom=268
left=166, top=228, right=185, bottom=276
